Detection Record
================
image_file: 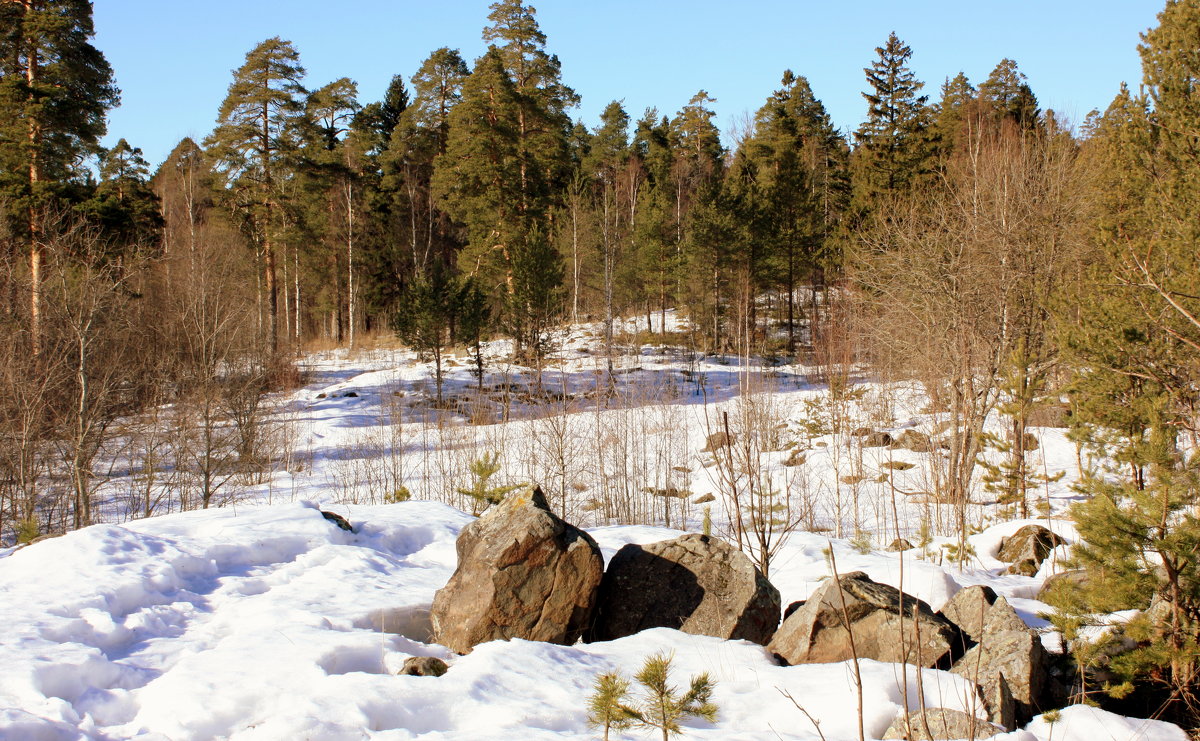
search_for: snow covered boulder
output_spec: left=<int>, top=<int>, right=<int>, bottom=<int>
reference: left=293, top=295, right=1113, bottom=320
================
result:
left=997, top=525, right=1065, bottom=576
left=768, top=571, right=962, bottom=668
left=882, top=708, right=1006, bottom=740
left=430, top=486, right=603, bottom=654
left=586, top=533, right=781, bottom=645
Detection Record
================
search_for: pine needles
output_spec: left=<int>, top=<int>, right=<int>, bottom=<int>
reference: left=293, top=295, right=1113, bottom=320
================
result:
left=587, top=652, right=718, bottom=741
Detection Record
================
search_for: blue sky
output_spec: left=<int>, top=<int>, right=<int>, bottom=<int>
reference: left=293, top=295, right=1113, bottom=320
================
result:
left=92, top=1, right=1164, bottom=168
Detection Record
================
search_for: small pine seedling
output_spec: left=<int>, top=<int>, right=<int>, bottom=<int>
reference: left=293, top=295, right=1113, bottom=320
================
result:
left=634, top=652, right=719, bottom=741
left=587, top=671, right=637, bottom=741
left=456, top=451, right=520, bottom=514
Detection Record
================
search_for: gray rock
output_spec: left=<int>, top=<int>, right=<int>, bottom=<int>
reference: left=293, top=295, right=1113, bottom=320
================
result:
left=888, top=538, right=915, bottom=552
left=893, top=429, right=934, bottom=453
left=399, top=656, right=448, bottom=677
left=431, top=486, right=603, bottom=654
left=702, top=432, right=733, bottom=452
left=951, top=625, right=1048, bottom=726
left=883, top=708, right=1007, bottom=740
left=693, top=493, right=716, bottom=504
left=937, top=586, right=1025, bottom=643
left=587, top=533, right=781, bottom=645
left=768, top=571, right=962, bottom=668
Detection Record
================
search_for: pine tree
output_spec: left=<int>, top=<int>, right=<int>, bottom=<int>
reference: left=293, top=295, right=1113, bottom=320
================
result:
left=205, top=37, right=307, bottom=354
left=979, top=58, right=1040, bottom=130
left=433, top=48, right=523, bottom=289
left=587, top=672, right=637, bottom=741
left=631, top=652, right=719, bottom=741
left=1046, top=2, right=1200, bottom=722
left=483, top=0, right=577, bottom=223
left=0, top=0, right=119, bottom=354
left=851, top=32, right=934, bottom=219
left=584, top=100, right=632, bottom=387
left=79, top=138, right=163, bottom=251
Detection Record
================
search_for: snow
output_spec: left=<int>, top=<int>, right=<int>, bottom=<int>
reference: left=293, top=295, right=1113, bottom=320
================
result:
left=0, top=320, right=1188, bottom=740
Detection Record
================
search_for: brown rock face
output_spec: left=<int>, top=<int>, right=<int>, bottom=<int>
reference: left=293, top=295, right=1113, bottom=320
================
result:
left=997, top=525, right=1065, bottom=576
left=587, top=533, right=781, bottom=645
left=768, top=571, right=962, bottom=668
left=430, top=486, right=603, bottom=654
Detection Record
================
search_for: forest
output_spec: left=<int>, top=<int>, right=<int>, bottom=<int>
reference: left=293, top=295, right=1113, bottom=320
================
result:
left=2, top=0, right=1200, bottom=732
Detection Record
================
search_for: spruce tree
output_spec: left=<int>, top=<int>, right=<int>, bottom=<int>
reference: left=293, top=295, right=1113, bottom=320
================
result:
left=392, top=261, right=460, bottom=405
left=205, top=37, right=307, bottom=354
left=934, top=72, right=976, bottom=158
left=0, top=0, right=118, bottom=353
left=851, top=32, right=933, bottom=219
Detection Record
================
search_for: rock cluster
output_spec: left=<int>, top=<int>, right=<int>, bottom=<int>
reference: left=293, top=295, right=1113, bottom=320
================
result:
left=428, top=487, right=1058, bottom=730
left=996, top=524, right=1065, bottom=576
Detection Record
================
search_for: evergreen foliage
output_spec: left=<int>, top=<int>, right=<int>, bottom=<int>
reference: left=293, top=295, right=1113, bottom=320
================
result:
left=587, top=652, right=718, bottom=741
left=851, top=32, right=933, bottom=218
left=205, top=37, right=307, bottom=353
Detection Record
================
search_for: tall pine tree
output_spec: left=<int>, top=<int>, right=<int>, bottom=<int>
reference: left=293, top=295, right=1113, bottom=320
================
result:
left=205, top=37, right=307, bottom=354
left=0, top=0, right=118, bottom=354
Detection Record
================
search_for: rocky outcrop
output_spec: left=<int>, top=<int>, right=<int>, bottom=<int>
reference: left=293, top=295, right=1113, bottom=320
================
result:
left=768, top=571, right=962, bottom=668
left=950, top=600, right=1048, bottom=727
left=938, top=585, right=1026, bottom=644
left=430, top=486, right=603, bottom=654
left=997, top=525, right=1065, bottom=576
left=587, top=533, right=780, bottom=645
left=882, top=709, right=1006, bottom=740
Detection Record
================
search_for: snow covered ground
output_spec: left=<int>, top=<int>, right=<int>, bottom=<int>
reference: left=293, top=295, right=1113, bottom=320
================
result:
left=0, top=317, right=1188, bottom=740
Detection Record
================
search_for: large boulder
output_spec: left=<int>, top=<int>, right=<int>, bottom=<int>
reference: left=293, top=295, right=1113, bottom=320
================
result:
left=587, top=533, right=780, bottom=645
left=883, top=709, right=1007, bottom=740
left=950, top=605, right=1049, bottom=726
left=997, top=525, right=1066, bottom=576
left=431, top=486, right=603, bottom=654
left=768, top=571, right=962, bottom=668
left=939, top=586, right=1027, bottom=644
